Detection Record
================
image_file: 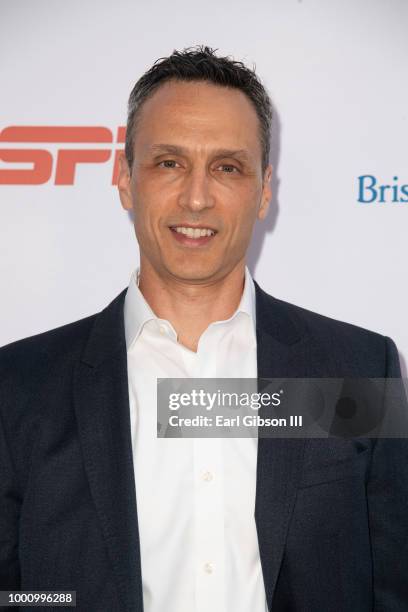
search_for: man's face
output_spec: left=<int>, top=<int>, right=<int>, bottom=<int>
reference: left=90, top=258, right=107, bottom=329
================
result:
left=118, top=80, right=272, bottom=284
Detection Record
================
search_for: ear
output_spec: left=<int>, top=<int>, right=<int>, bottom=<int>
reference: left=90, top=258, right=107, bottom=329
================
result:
left=257, top=164, right=272, bottom=221
left=117, top=152, right=133, bottom=211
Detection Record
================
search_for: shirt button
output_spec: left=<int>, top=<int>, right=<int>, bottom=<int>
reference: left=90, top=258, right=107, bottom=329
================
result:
left=202, top=471, right=213, bottom=482
left=203, top=562, right=214, bottom=574
left=159, top=325, right=166, bottom=335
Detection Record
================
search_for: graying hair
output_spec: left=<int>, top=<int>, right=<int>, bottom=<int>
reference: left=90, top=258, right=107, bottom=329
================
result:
left=125, top=45, right=273, bottom=173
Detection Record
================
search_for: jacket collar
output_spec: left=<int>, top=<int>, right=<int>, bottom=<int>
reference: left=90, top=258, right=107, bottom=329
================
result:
left=254, top=279, right=305, bottom=347
left=80, top=288, right=127, bottom=368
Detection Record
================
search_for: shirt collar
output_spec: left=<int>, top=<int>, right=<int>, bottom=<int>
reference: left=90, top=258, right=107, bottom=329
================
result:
left=124, top=266, right=256, bottom=351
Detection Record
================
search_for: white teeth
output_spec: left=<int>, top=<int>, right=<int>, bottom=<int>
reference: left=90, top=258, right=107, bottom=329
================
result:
left=173, top=227, right=215, bottom=238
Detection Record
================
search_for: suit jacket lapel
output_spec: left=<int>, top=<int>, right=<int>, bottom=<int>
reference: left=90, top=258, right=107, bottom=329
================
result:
left=73, top=289, right=144, bottom=612
left=254, top=282, right=307, bottom=611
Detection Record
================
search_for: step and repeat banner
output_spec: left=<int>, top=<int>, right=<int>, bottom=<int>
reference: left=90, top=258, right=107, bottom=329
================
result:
left=1, top=0, right=407, bottom=372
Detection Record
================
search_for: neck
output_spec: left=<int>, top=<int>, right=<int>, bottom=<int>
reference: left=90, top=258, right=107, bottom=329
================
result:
left=138, top=259, right=247, bottom=352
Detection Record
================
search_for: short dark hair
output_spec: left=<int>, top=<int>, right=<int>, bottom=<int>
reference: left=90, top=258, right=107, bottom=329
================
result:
left=125, top=45, right=273, bottom=173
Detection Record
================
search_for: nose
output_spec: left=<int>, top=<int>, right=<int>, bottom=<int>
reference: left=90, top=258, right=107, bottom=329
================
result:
left=177, top=166, right=215, bottom=213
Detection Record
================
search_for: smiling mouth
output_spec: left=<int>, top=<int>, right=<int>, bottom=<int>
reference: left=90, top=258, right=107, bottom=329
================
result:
left=170, top=226, right=216, bottom=238
left=169, top=225, right=217, bottom=246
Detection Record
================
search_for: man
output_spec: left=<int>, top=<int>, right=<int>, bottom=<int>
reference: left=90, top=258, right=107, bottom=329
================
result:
left=0, top=46, right=407, bottom=612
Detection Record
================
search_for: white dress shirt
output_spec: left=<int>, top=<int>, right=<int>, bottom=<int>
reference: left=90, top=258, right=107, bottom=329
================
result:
left=124, top=267, right=268, bottom=612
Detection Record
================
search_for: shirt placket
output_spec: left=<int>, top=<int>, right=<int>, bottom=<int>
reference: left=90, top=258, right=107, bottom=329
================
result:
left=184, top=329, right=226, bottom=612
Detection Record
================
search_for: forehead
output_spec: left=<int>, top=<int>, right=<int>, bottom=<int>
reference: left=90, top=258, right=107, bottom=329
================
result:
left=133, top=80, right=262, bottom=156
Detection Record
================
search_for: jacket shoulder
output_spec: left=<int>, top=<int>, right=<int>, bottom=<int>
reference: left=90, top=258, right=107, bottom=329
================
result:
left=255, top=283, right=399, bottom=376
left=0, top=286, right=128, bottom=385
left=278, top=295, right=385, bottom=343
left=0, top=313, right=97, bottom=377
left=256, top=282, right=386, bottom=342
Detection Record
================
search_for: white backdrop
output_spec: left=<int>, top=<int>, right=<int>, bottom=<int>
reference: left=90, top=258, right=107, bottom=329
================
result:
left=1, top=0, right=407, bottom=375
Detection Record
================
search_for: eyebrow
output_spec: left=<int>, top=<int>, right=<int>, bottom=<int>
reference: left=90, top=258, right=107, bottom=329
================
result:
left=147, top=144, right=253, bottom=163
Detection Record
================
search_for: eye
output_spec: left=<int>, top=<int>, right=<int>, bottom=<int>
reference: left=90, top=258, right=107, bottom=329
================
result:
left=158, top=159, right=180, bottom=169
left=217, top=164, right=239, bottom=174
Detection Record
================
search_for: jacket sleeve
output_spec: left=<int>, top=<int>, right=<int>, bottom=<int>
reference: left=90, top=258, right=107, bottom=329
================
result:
left=367, top=336, right=408, bottom=610
left=0, top=380, right=22, bottom=590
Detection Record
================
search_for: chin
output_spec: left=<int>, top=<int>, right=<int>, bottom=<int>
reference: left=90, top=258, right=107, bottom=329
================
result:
left=166, top=262, right=221, bottom=283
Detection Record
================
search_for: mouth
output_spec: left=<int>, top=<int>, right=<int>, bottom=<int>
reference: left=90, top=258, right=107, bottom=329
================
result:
left=169, top=225, right=217, bottom=247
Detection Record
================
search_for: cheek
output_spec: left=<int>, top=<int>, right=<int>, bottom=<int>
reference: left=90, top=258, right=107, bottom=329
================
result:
left=130, top=181, right=157, bottom=228
left=131, top=171, right=178, bottom=217
left=233, top=189, right=261, bottom=227
left=228, top=194, right=261, bottom=243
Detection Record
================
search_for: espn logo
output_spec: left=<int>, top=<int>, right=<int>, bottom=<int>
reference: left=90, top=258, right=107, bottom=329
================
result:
left=0, top=126, right=126, bottom=185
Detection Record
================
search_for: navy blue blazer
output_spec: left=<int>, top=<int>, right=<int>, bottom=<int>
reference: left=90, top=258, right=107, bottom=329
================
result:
left=1, top=282, right=407, bottom=611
